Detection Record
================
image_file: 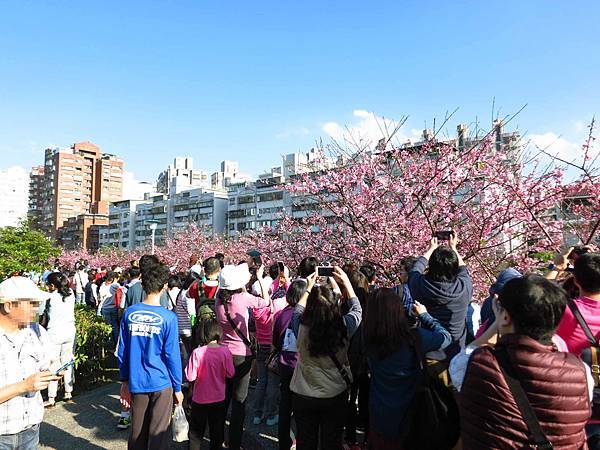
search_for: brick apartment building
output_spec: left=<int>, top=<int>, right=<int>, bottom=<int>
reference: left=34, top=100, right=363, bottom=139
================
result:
left=31, top=141, right=123, bottom=250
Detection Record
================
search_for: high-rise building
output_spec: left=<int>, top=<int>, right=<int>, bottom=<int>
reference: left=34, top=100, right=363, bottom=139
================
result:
left=0, top=166, right=30, bottom=228
left=28, top=166, right=45, bottom=227
left=156, top=156, right=210, bottom=195
left=36, top=141, right=123, bottom=247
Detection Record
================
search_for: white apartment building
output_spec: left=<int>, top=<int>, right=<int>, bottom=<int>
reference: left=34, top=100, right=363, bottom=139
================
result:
left=157, top=156, right=211, bottom=195
left=0, top=166, right=30, bottom=227
left=169, top=188, right=229, bottom=236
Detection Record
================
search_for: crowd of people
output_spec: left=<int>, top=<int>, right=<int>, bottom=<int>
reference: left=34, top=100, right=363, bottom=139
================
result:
left=1, top=230, right=600, bottom=450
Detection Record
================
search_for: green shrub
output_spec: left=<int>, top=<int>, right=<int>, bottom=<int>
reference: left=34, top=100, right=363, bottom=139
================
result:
left=74, top=305, right=114, bottom=384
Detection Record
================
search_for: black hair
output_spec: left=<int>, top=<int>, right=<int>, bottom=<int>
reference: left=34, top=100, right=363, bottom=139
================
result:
left=104, top=271, right=117, bottom=282
left=141, top=264, right=170, bottom=295
left=129, top=267, right=141, bottom=279
left=574, top=253, right=600, bottom=294
left=111, top=264, right=118, bottom=271
left=300, top=285, right=347, bottom=357
left=139, top=254, right=160, bottom=271
left=359, top=263, right=376, bottom=283
left=298, top=256, right=319, bottom=279
left=400, top=256, right=418, bottom=273
left=168, top=275, right=181, bottom=290
left=286, top=279, right=307, bottom=307
left=204, top=318, right=223, bottom=342
left=364, top=288, right=414, bottom=359
left=215, top=252, right=225, bottom=268
left=427, top=246, right=459, bottom=282
left=47, top=272, right=72, bottom=300
left=269, top=263, right=280, bottom=280
left=498, top=274, right=567, bottom=344
left=217, top=288, right=243, bottom=304
left=182, top=270, right=201, bottom=290
left=203, top=257, right=221, bottom=276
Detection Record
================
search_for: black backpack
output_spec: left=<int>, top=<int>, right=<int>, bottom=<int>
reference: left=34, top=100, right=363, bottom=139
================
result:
left=567, top=299, right=600, bottom=419
left=401, top=330, right=460, bottom=450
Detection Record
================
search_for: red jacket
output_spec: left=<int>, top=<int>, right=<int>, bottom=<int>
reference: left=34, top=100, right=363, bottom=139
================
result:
left=460, top=334, right=590, bottom=450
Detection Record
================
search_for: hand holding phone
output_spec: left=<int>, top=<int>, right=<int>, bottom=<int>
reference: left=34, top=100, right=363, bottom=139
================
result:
left=54, top=360, right=76, bottom=376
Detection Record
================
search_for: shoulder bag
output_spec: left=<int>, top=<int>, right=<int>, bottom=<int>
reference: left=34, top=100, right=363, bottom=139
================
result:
left=223, top=300, right=258, bottom=358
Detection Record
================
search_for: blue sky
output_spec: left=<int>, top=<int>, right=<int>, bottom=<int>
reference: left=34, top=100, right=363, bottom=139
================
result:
left=1, top=1, right=599, bottom=185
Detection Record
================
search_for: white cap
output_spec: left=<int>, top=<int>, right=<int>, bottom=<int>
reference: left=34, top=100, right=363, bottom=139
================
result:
left=0, top=276, right=49, bottom=303
left=219, top=263, right=251, bottom=291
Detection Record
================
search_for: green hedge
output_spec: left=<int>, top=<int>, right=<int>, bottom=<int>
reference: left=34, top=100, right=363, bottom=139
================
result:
left=74, top=305, right=114, bottom=384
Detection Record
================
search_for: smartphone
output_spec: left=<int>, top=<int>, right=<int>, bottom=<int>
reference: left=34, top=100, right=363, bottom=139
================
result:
left=435, top=230, right=453, bottom=240
left=317, top=266, right=335, bottom=277
left=278, top=261, right=285, bottom=272
left=55, top=360, right=76, bottom=376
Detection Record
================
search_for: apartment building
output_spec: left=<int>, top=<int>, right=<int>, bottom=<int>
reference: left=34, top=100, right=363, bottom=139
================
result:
left=28, top=166, right=45, bottom=227
left=33, top=141, right=123, bottom=248
left=0, top=166, right=30, bottom=227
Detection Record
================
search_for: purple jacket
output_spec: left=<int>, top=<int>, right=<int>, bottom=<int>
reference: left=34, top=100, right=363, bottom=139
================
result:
left=272, top=305, right=298, bottom=368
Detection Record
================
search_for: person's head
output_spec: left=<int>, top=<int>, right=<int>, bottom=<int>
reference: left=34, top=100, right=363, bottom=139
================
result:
left=286, top=279, right=307, bottom=308
left=347, top=270, right=369, bottom=306
left=427, top=246, right=459, bottom=282
left=130, top=259, right=139, bottom=268
left=398, top=256, right=418, bottom=284
left=87, top=271, right=96, bottom=282
left=168, top=275, right=181, bottom=290
left=268, top=263, right=279, bottom=280
left=495, top=274, right=567, bottom=344
left=298, top=256, right=319, bottom=279
left=182, top=270, right=201, bottom=290
left=360, top=263, right=376, bottom=284
left=141, top=263, right=170, bottom=295
left=203, top=257, right=221, bottom=279
left=218, top=264, right=250, bottom=303
left=215, top=253, right=225, bottom=268
left=111, top=264, right=119, bottom=272
left=129, top=267, right=141, bottom=280
left=301, top=284, right=346, bottom=357
left=0, top=277, right=48, bottom=329
left=46, top=272, right=72, bottom=299
left=574, top=253, right=600, bottom=296
left=189, top=254, right=199, bottom=267
left=364, top=288, right=413, bottom=359
left=139, top=254, right=160, bottom=271
left=204, top=318, right=223, bottom=343
left=104, top=271, right=117, bottom=283
left=100, top=266, right=107, bottom=272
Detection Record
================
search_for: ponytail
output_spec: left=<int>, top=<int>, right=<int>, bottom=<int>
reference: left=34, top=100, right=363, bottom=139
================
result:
left=46, top=272, right=72, bottom=301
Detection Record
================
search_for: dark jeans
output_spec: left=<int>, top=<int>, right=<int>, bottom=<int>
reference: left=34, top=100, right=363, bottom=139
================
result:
left=0, top=424, right=39, bottom=450
left=180, top=335, right=192, bottom=376
left=587, top=423, right=600, bottom=450
left=254, top=343, right=280, bottom=419
left=345, top=372, right=370, bottom=443
left=189, top=401, right=227, bottom=450
left=224, top=355, right=253, bottom=450
left=129, top=387, right=173, bottom=450
left=102, top=308, right=119, bottom=348
left=278, top=363, right=295, bottom=450
left=292, top=391, right=348, bottom=450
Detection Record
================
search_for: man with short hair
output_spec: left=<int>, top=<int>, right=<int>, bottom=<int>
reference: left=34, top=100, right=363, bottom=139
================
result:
left=125, top=256, right=170, bottom=309
left=0, top=277, right=60, bottom=449
left=118, top=263, right=183, bottom=449
left=452, top=275, right=592, bottom=449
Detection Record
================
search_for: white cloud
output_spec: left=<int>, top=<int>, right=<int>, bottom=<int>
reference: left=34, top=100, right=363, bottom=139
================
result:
left=121, top=171, right=155, bottom=200
left=321, top=109, right=415, bottom=147
left=529, top=132, right=581, bottom=162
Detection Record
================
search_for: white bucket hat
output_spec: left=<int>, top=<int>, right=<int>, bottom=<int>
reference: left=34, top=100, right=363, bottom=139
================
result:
left=219, top=263, right=251, bottom=291
left=0, top=276, right=49, bottom=303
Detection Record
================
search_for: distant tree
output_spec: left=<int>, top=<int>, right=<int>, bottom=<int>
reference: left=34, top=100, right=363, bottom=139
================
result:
left=0, top=223, right=61, bottom=279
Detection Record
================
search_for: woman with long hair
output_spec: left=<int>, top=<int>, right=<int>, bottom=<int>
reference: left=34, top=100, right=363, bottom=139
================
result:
left=44, top=272, right=77, bottom=407
left=364, top=288, right=451, bottom=449
left=290, top=267, right=362, bottom=450
left=215, top=263, right=270, bottom=450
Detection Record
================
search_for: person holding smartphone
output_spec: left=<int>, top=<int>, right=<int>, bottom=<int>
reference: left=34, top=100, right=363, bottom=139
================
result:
left=0, top=276, right=61, bottom=450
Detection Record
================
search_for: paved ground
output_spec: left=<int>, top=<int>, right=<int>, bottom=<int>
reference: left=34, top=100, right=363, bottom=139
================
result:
left=39, top=383, right=280, bottom=450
